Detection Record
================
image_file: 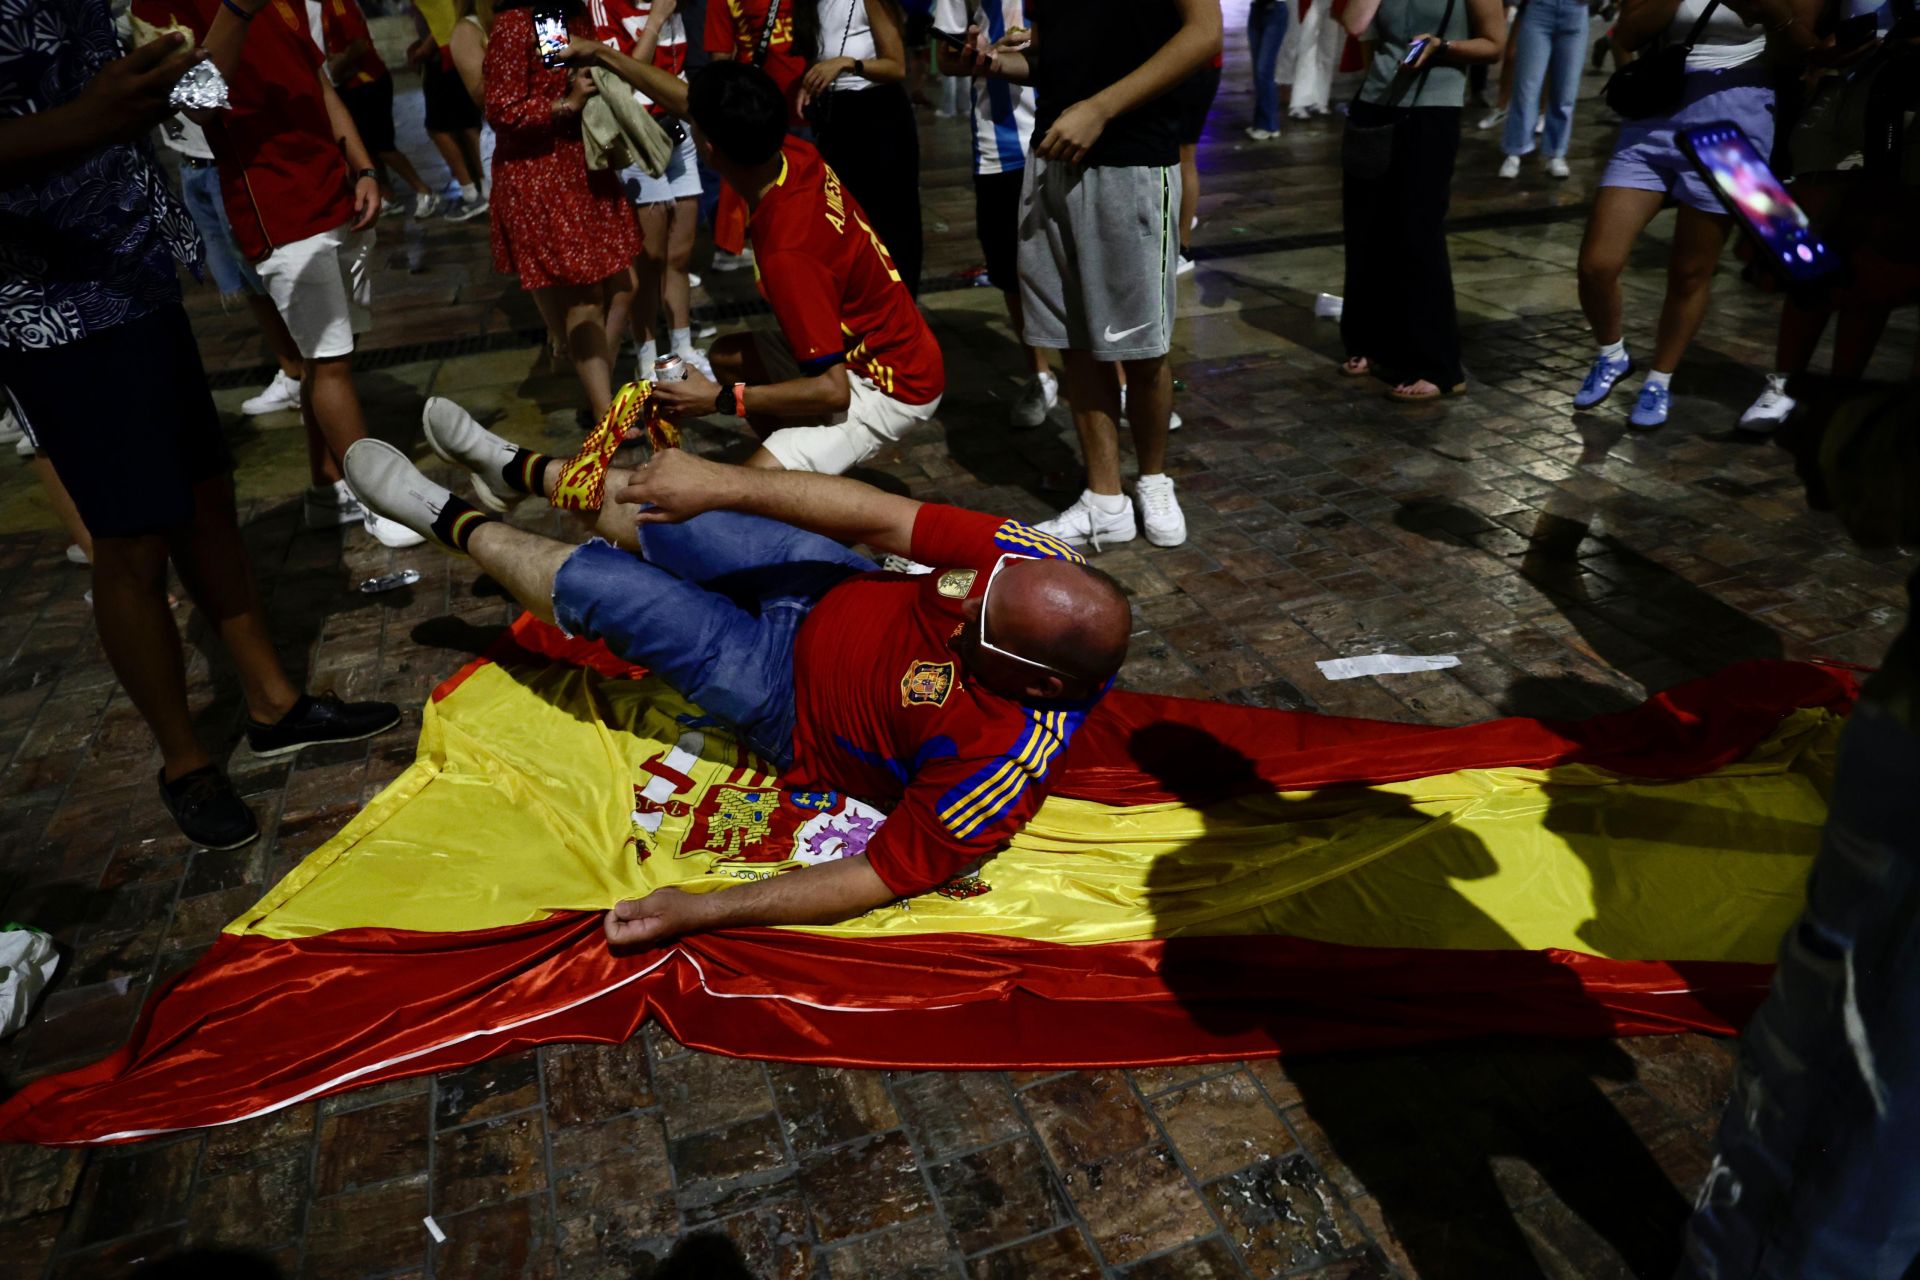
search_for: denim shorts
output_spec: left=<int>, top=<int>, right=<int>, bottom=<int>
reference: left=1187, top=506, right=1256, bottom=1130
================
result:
left=549, top=511, right=874, bottom=768
left=176, top=158, right=265, bottom=298
left=1601, top=61, right=1776, bottom=215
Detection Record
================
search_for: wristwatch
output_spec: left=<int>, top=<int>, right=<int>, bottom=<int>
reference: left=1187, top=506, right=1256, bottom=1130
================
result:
left=715, top=383, right=737, bottom=416
left=852, top=58, right=866, bottom=78
left=354, top=168, right=378, bottom=183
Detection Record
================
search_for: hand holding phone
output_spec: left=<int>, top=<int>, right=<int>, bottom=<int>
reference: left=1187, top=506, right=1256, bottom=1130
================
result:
left=1400, top=35, right=1432, bottom=67
left=533, top=7, right=570, bottom=68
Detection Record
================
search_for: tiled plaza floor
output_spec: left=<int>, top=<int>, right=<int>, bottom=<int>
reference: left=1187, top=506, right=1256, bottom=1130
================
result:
left=1, top=12, right=1914, bottom=1279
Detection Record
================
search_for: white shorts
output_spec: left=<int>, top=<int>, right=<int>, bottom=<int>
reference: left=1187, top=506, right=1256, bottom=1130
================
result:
left=255, top=224, right=375, bottom=361
left=621, top=130, right=703, bottom=205
left=752, top=331, right=940, bottom=474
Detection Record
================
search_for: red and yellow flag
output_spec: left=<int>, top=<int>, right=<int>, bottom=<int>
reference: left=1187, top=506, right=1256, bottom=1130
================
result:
left=0, top=616, right=1855, bottom=1144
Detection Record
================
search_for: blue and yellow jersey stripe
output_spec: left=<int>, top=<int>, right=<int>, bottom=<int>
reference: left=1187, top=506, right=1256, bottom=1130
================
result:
left=936, top=707, right=1082, bottom=842
left=992, top=521, right=1084, bottom=565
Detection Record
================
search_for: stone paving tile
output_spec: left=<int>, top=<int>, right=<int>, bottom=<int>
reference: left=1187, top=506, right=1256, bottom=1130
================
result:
left=2, top=10, right=1914, bottom=1275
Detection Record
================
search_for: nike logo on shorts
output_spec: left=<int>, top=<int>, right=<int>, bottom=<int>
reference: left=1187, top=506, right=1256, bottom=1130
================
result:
left=1102, top=322, right=1151, bottom=343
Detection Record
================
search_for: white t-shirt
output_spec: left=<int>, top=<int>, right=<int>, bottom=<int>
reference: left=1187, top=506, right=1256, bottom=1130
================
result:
left=932, top=0, right=1035, bottom=176
left=814, top=0, right=881, bottom=92
left=160, top=115, right=216, bottom=161
left=1672, top=0, right=1768, bottom=71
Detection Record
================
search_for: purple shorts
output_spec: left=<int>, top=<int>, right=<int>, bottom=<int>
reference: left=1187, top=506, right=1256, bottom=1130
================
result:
left=1600, top=62, right=1777, bottom=215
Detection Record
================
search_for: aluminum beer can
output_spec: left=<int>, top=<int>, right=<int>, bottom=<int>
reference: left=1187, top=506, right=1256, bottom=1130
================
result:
left=652, top=354, right=687, bottom=383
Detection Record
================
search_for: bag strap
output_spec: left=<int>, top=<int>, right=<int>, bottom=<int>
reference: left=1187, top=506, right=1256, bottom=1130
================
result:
left=752, top=0, right=782, bottom=67
left=1409, top=0, right=1458, bottom=107
left=1678, top=0, right=1722, bottom=52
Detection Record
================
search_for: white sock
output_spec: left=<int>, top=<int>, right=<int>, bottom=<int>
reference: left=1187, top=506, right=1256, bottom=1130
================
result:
left=458, top=182, right=478, bottom=202
left=637, top=338, right=657, bottom=369
left=1644, top=370, right=1672, bottom=391
left=670, top=327, right=692, bottom=353
left=1599, top=339, right=1626, bottom=360
left=1766, top=370, right=1789, bottom=390
left=1084, top=489, right=1128, bottom=516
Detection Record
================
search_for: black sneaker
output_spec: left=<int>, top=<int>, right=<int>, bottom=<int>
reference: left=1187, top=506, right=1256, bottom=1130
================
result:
left=245, top=693, right=403, bottom=758
left=158, top=766, right=261, bottom=850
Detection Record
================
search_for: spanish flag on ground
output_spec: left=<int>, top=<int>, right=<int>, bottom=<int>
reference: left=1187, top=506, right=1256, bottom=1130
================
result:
left=0, top=617, right=1855, bottom=1144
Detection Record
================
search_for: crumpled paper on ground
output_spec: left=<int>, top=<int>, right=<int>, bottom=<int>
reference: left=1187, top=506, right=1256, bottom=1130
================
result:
left=1316, top=653, right=1461, bottom=680
left=0, top=926, right=59, bottom=1038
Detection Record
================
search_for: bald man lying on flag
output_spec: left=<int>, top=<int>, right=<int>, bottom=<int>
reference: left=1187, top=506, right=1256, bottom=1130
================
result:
left=343, top=416, right=1133, bottom=945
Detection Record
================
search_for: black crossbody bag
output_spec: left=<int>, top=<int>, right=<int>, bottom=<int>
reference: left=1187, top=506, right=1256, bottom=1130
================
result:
left=1602, top=0, right=1721, bottom=120
left=1342, top=0, right=1457, bottom=179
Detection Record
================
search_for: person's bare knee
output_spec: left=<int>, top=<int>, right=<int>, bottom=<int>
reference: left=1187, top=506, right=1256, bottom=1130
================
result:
left=90, top=533, right=171, bottom=593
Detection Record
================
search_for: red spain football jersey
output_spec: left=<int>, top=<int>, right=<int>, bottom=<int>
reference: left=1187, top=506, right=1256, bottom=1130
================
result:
left=749, top=139, right=945, bottom=406
left=587, top=0, right=688, bottom=76
left=785, top=505, right=1100, bottom=898
left=703, top=0, right=806, bottom=118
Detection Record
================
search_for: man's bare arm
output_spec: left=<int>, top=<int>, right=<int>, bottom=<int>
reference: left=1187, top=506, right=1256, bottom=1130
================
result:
left=564, top=35, right=690, bottom=115
left=613, top=450, right=923, bottom=556
left=0, top=35, right=199, bottom=184
left=604, top=856, right=896, bottom=945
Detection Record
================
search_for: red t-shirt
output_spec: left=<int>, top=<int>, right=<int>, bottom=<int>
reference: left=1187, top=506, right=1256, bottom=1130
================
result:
left=749, top=140, right=944, bottom=405
left=702, top=0, right=806, bottom=118
left=588, top=0, right=688, bottom=74
left=133, top=0, right=354, bottom=261
left=785, top=506, right=1098, bottom=898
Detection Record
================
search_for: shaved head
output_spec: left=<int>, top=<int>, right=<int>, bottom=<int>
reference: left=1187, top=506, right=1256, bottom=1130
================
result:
left=979, top=559, right=1133, bottom=696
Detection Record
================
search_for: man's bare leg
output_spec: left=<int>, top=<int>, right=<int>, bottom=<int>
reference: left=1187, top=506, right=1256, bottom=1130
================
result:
left=465, top=522, right=575, bottom=624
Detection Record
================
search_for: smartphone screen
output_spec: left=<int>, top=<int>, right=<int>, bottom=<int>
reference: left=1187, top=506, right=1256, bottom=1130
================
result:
left=1400, top=37, right=1430, bottom=67
left=533, top=8, right=570, bottom=68
left=1680, top=123, right=1838, bottom=285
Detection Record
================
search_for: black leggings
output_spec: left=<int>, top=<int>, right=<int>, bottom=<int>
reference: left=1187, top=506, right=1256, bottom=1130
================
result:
left=1340, top=102, right=1465, bottom=387
left=815, top=82, right=924, bottom=297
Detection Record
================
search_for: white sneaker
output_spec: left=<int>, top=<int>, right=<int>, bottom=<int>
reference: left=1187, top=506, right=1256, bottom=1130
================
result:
left=1176, top=249, right=1196, bottom=276
left=1546, top=156, right=1571, bottom=179
left=1118, top=410, right=1182, bottom=433
left=422, top=396, right=524, bottom=512
left=879, top=554, right=934, bottom=575
left=412, top=192, right=442, bottom=219
left=687, top=272, right=703, bottom=290
left=1738, top=375, right=1796, bottom=434
left=1498, top=155, right=1522, bottom=179
left=711, top=248, right=755, bottom=272
left=379, top=197, right=407, bottom=219
left=674, top=346, right=714, bottom=379
left=1244, top=126, right=1279, bottom=141
left=344, top=439, right=452, bottom=550
left=14, top=433, right=33, bottom=458
left=66, top=543, right=89, bottom=566
left=1009, top=371, right=1059, bottom=430
left=445, top=193, right=490, bottom=222
left=304, top=479, right=365, bottom=529
left=1134, top=473, right=1187, bottom=548
left=0, top=405, right=21, bottom=445
left=1288, top=106, right=1313, bottom=120
left=694, top=322, right=718, bottom=341
left=240, top=369, right=302, bottom=416
left=1033, top=490, right=1136, bottom=552
left=1479, top=108, right=1507, bottom=130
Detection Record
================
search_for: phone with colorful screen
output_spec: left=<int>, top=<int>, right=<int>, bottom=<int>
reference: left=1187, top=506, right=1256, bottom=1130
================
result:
left=533, top=7, right=570, bottom=68
left=1679, top=122, right=1839, bottom=286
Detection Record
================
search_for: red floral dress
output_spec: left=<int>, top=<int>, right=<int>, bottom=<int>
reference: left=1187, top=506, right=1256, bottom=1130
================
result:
left=483, top=6, right=640, bottom=289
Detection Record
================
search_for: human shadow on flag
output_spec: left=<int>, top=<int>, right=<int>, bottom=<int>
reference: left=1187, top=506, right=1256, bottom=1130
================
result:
left=1135, top=722, right=1693, bottom=1279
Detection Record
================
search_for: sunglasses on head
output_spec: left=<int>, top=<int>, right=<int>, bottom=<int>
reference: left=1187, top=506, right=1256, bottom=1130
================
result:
left=977, top=553, right=1078, bottom=681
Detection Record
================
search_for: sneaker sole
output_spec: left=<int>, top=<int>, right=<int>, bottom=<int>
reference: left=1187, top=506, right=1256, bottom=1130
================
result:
left=247, top=710, right=403, bottom=759
left=1144, top=527, right=1187, bottom=548
left=185, top=826, right=262, bottom=851
left=1573, top=371, right=1631, bottom=410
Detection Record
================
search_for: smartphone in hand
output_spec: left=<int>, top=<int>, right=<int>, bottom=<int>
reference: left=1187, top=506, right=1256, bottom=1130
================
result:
left=1400, top=37, right=1431, bottom=67
left=533, top=7, right=570, bottom=68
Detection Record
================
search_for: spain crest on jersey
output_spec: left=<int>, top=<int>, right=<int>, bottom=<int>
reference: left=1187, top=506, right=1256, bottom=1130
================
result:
left=901, top=659, right=955, bottom=708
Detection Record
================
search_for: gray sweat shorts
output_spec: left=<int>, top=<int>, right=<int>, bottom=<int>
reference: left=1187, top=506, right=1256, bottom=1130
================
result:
left=1016, top=155, right=1181, bottom=361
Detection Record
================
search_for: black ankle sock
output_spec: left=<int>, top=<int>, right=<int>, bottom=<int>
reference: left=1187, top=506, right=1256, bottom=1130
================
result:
left=502, top=448, right=553, bottom=496
left=430, top=492, right=495, bottom=553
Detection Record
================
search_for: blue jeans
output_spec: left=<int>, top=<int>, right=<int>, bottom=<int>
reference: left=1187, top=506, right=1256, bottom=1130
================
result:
left=549, top=511, right=873, bottom=769
left=1680, top=702, right=1920, bottom=1280
left=1503, top=0, right=1589, bottom=159
left=175, top=159, right=265, bottom=297
left=1248, top=0, right=1291, bottom=134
